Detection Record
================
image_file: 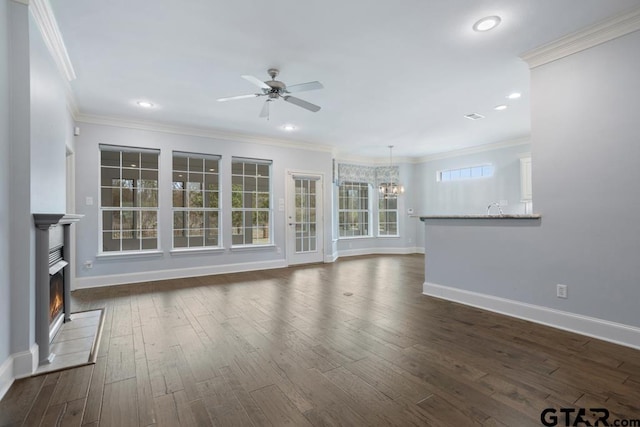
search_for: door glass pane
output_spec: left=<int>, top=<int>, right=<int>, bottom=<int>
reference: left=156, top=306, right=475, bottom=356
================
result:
left=294, top=178, right=318, bottom=254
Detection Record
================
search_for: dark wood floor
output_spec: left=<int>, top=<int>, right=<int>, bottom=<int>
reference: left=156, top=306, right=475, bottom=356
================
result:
left=2, top=254, right=640, bottom=426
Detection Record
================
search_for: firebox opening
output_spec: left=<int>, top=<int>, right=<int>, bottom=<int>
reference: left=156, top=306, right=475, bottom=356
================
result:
left=50, top=270, right=64, bottom=325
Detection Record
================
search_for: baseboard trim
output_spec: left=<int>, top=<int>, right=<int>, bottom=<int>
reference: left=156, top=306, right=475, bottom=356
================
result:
left=1, top=343, right=39, bottom=401
left=337, top=246, right=423, bottom=259
left=0, top=355, right=13, bottom=401
left=76, top=259, right=288, bottom=289
left=423, top=282, right=640, bottom=350
left=13, top=343, right=39, bottom=379
left=324, top=252, right=338, bottom=263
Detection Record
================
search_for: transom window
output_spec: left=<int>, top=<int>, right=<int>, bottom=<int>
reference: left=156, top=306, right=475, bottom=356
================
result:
left=99, top=145, right=159, bottom=252
left=439, top=164, right=494, bottom=182
left=172, top=152, right=220, bottom=249
left=231, top=157, right=272, bottom=246
left=338, top=182, right=370, bottom=237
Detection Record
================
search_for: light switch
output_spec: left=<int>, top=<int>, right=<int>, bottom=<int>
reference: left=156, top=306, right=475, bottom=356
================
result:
left=85, top=197, right=93, bottom=206
left=278, top=198, right=285, bottom=211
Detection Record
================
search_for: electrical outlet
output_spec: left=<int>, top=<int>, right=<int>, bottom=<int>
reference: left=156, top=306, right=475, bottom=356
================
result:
left=556, top=284, right=567, bottom=298
left=84, top=260, right=93, bottom=269
left=499, top=199, right=508, bottom=206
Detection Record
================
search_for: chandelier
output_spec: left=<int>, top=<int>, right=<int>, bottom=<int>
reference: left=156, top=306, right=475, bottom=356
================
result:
left=378, top=145, right=404, bottom=198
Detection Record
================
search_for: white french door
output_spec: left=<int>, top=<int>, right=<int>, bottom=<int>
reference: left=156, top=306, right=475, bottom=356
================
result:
left=286, top=171, right=324, bottom=265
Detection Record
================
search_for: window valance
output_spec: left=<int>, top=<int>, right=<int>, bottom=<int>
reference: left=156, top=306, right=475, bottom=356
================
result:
left=337, top=163, right=399, bottom=186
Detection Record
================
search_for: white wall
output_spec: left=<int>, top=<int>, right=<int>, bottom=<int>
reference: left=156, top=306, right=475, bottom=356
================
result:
left=422, top=30, right=640, bottom=343
left=73, top=122, right=334, bottom=287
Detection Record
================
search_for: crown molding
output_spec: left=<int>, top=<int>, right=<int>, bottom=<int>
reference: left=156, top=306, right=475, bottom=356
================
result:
left=30, top=0, right=76, bottom=81
left=415, top=137, right=530, bottom=164
left=74, top=114, right=334, bottom=154
left=520, top=6, right=640, bottom=69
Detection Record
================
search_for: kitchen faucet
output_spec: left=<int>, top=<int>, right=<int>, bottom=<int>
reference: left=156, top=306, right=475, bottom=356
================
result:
left=487, top=202, right=504, bottom=215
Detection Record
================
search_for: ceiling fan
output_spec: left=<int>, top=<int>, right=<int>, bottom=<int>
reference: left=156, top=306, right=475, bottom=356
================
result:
left=217, top=68, right=323, bottom=118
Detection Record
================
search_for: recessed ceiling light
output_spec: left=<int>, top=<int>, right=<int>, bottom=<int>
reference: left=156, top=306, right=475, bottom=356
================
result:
left=464, top=113, right=485, bottom=121
left=282, top=124, right=296, bottom=131
left=507, top=92, right=521, bottom=99
left=494, top=105, right=508, bottom=111
left=137, top=101, right=154, bottom=108
left=473, top=16, right=501, bottom=32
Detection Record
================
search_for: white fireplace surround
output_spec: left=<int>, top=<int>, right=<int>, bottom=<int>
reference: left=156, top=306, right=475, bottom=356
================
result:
left=33, top=213, right=82, bottom=366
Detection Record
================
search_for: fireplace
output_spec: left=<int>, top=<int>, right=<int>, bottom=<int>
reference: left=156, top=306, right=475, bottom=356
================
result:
left=34, top=213, right=83, bottom=365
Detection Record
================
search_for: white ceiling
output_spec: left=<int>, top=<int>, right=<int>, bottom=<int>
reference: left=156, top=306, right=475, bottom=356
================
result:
left=49, top=0, right=639, bottom=158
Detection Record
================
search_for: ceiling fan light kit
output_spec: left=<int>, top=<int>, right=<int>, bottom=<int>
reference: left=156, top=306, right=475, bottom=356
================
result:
left=218, top=68, right=323, bottom=118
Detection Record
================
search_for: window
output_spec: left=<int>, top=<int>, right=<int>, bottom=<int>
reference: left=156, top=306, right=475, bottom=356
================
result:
left=439, top=164, right=494, bottom=182
left=378, top=192, right=398, bottom=236
left=172, top=152, right=220, bottom=248
left=231, top=158, right=272, bottom=246
left=100, top=146, right=159, bottom=252
left=338, top=182, right=370, bottom=237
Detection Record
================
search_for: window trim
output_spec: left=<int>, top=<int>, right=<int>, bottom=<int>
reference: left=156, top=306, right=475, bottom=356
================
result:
left=231, top=157, right=274, bottom=247
left=171, top=151, right=222, bottom=250
left=437, top=164, right=494, bottom=182
left=338, top=181, right=372, bottom=239
left=377, top=189, right=399, bottom=237
left=98, top=146, right=160, bottom=254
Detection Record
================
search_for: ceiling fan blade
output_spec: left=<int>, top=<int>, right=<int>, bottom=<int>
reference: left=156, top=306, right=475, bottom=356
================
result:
left=283, top=95, right=321, bottom=112
left=242, top=75, right=271, bottom=90
left=217, top=94, right=259, bottom=102
left=259, top=100, right=270, bottom=118
left=285, top=81, right=323, bottom=93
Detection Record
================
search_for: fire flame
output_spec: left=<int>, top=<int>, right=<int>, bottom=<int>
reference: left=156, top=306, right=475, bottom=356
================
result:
left=50, top=292, right=63, bottom=323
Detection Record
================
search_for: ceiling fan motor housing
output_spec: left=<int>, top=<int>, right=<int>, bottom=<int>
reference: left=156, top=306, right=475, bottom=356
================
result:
left=265, top=79, right=286, bottom=93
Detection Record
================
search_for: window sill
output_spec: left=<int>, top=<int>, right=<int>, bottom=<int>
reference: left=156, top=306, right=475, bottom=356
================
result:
left=338, top=236, right=374, bottom=240
left=170, top=247, right=225, bottom=256
left=377, top=235, right=400, bottom=238
left=230, top=244, right=276, bottom=252
left=96, top=250, right=164, bottom=260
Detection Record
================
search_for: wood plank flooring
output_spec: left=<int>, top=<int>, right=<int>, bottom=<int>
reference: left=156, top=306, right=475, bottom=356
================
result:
left=2, top=254, right=640, bottom=426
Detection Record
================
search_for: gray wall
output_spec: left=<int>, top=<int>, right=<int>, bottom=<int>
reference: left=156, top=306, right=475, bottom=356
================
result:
left=29, top=15, right=72, bottom=214
left=415, top=143, right=530, bottom=215
left=73, top=122, right=334, bottom=284
left=424, top=30, right=640, bottom=328
left=1, top=4, right=73, bottom=385
left=0, top=0, right=11, bottom=368
left=414, top=142, right=531, bottom=248
left=8, top=1, right=33, bottom=366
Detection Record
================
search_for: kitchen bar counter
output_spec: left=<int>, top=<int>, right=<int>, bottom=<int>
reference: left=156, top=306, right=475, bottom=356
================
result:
left=419, top=214, right=541, bottom=221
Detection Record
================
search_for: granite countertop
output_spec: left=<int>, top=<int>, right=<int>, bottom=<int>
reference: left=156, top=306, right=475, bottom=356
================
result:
left=417, top=214, right=541, bottom=221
